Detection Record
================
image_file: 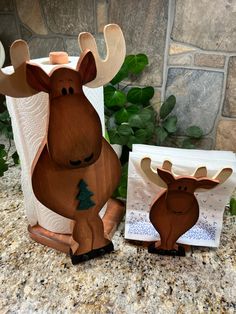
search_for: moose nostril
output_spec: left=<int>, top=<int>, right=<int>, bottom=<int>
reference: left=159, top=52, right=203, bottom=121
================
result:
left=61, top=87, right=67, bottom=95
left=69, top=87, right=74, bottom=94
left=184, top=187, right=187, bottom=191
left=69, top=159, right=82, bottom=166
left=178, top=186, right=182, bottom=190
left=84, top=153, right=94, bottom=162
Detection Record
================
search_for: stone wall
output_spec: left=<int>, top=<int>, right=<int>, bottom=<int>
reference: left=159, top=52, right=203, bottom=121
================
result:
left=0, top=0, right=236, bottom=151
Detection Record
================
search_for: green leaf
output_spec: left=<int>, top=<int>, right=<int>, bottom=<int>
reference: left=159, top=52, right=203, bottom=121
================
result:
left=105, top=130, right=110, bottom=143
left=139, top=108, right=155, bottom=123
left=104, top=86, right=126, bottom=108
left=110, top=62, right=129, bottom=85
left=114, top=104, right=141, bottom=124
left=125, top=54, right=148, bottom=74
left=160, top=95, right=176, bottom=119
left=0, top=110, right=10, bottom=122
left=127, top=136, right=142, bottom=149
left=108, top=129, right=128, bottom=145
left=0, top=158, right=8, bottom=177
left=229, top=198, right=236, bottom=215
left=117, top=124, right=133, bottom=136
left=128, top=114, right=144, bottom=128
left=134, top=129, right=147, bottom=143
left=182, top=138, right=195, bottom=149
left=145, top=122, right=155, bottom=139
left=127, top=87, right=154, bottom=104
left=0, top=145, right=8, bottom=177
left=115, top=163, right=128, bottom=199
left=126, top=104, right=140, bottom=115
left=163, top=115, right=177, bottom=133
left=0, top=107, right=13, bottom=140
left=156, top=127, right=168, bottom=145
left=0, top=144, right=7, bottom=158
left=186, top=126, right=203, bottom=139
left=115, top=108, right=129, bottom=124
left=12, top=151, right=20, bottom=165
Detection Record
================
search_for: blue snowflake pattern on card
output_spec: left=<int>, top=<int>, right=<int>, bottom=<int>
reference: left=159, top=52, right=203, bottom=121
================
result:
left=128, top=221, right=158, bottom=237
left=127, top=211, right=158, bottom=237
left=127, top=211, right=217, bottom=241
left=182, top=220, right=217, bottom=241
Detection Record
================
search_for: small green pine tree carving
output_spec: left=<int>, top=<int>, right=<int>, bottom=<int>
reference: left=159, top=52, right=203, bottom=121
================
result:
left=76, top=179, right=95, bottom=210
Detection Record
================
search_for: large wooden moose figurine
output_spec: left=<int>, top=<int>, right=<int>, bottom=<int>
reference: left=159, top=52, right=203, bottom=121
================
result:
left=0, top=24, right=126, bottom=264
left=141, top=157, right=232, bottom=256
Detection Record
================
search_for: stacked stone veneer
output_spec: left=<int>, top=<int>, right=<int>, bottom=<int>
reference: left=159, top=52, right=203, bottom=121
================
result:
left=0, top=0, right=236, bottom=151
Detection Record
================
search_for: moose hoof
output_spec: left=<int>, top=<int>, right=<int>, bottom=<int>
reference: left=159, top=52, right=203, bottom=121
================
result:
left=70, top=249, right=96, bottom=265
left=148, top=243, right=186, bottom=257
left=167, top=246, right=185, bottom=257
left=93, top=241, right=114, bottom=257
left=177, top=245, right=186, bottom=257
left=148, top=243, right=166, bottom=255
left=69, top=242, right=114, bottom=265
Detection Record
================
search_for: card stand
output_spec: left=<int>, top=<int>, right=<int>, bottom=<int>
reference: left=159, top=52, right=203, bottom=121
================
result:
left=141, top=158, right=233, bottom=257
left=127, top=239, right=192, bottom=257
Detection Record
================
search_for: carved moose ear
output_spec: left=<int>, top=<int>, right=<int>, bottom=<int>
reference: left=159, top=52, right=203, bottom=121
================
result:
left=196, top=178, right=219, bottom=190
left=26, top=63, right=50, bottom=93
left=157, top=168, right=175, bottom=185
left=76, top=50, right=97, bottom=85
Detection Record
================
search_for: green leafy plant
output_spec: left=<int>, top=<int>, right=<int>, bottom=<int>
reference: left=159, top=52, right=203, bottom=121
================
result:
left=229, top=197, right=236, bottom=216
left=104, top=53, right=203, bottom=199
left=0, top=101, right=19, bottom=177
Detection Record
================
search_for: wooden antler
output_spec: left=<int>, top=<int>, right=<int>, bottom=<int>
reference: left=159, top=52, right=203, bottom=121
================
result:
left=193, top=166, right=207, bottom=178
left=193, top=165, right=232, bottom=184
left=142, top=158, right=233, bottom=189
left=213, top=167, right=233, bottom=184
left=78, top=24, right=126, bottom=88
left=141, top=157, right=167, bottom=188
left=0, top=40, right=37, bottom=97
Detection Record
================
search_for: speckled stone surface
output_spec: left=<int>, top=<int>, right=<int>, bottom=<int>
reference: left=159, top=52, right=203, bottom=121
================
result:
left=0, top=166, right=236, bottom=313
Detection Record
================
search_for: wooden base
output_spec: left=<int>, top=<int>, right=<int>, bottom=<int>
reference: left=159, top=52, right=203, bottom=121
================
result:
left=28, top=198, right=125, bottom=254
left=28, top=224, right=72, bottom=253
left=127, top=240, right=192, bottom=254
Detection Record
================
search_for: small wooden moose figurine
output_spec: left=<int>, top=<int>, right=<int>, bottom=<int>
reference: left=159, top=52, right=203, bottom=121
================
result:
left=141, top=157, right=232, bottom=256
left=0, top=24, right=126, bottom=264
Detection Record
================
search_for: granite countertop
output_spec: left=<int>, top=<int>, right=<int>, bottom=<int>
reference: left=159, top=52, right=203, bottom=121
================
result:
left=0, top=166, right=236, bottom=313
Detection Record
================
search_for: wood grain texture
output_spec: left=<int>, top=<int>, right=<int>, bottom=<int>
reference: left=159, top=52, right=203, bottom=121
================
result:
left=4, top=57, right=105, bottom=234
left=32, top=139, right=121, bottom=255
left=79, top=24, right=126, bottom=88
left=0, top=40, right=37, bottom=97
left=29, top=51, right=121, bottom=256
left=28, top=199, right=125, bottom=253
left=32, top=140, right=120, bottom=220
left=142, top=159, right=231, bottom=252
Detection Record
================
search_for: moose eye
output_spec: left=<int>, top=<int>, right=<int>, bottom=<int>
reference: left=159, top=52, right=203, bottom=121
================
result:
left=61, top=87, right=67, bottom=95
left=69, top=87, right=74, bottom=94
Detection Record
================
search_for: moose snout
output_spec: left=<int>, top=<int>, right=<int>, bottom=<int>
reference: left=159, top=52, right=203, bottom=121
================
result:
left=166, top=191, right=195, bottom=214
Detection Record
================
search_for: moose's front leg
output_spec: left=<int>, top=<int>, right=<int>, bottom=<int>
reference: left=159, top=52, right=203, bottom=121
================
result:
left=89, top=208, right=114, bottom=254
left=70, top=208, right=114, bottom=265
left=70, top=211, right=94, bottom=264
